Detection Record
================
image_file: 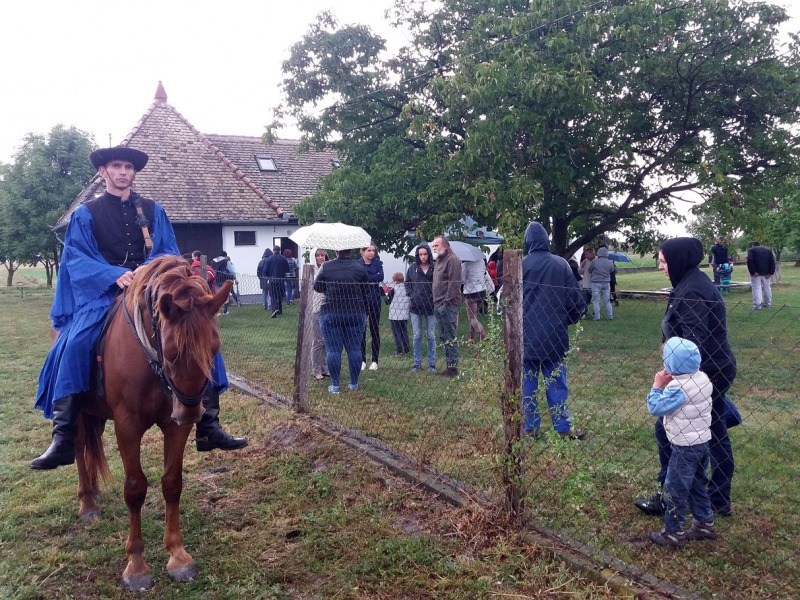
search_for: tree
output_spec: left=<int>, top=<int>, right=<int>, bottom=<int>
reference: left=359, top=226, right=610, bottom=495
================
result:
left=0, top=125, right=96, bottom=286
left=273, top=0, right=800, bottom=257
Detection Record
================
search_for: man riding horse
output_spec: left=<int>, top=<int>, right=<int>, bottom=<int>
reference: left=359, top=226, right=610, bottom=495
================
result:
left=32, top=146, right=247, bottom=470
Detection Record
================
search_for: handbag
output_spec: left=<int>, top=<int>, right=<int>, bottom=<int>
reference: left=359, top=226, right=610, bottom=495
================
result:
left=723, top=394, right=742, bottom=428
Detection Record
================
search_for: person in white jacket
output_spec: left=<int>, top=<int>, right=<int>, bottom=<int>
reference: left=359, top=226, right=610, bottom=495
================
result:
left=645, top=337, right=717, bottom=548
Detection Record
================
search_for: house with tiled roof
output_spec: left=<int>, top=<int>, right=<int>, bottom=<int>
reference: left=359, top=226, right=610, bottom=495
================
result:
left=56, top=82, right=338, bottom=275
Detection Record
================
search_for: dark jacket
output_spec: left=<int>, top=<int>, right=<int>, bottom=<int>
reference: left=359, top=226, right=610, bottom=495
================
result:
left=359, top=257, right=385, bottom=304
left=263, top=251, right=289, bottom=279
left=432, top=246, right=463, bottom=307
left=660, top=237, right=736, bottom=374
left=405, top=243, right=435, bottom=315
left=257, top=249, right=272, bottom=290
left=314, top=258, right=369, bottom=313
left=710, top=243, right=729, bottom=265
left=522, top=222, right=585, bottom=362
left=746, top=244, right=775, bottom=276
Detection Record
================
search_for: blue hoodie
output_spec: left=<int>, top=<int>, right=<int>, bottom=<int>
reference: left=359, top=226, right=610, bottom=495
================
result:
left=522, top=222, right=586, bottom=362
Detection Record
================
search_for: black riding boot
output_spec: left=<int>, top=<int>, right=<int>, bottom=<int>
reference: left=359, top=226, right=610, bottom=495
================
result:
left=31, top=395, right=80, bottom=470
left=195, top=388, right=248, bottom=452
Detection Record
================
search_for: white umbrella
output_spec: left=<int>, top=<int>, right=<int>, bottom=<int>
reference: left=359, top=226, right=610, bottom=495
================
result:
left=410, top=240, right=485, bottom=262
left=289, top=222, right=372, bottom=251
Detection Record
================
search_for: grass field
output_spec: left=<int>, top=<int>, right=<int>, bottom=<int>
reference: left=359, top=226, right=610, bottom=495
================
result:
left=2, top=264, right=798, bottom=598
left=0, top=283, right=615, bottom=598
left=217, top=265, right=800, bottom=599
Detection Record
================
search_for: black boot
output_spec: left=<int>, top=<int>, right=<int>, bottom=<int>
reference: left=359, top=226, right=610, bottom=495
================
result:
left=31, top=395, right=80, bottom=470
left=196, top=388, right=248, bottom=452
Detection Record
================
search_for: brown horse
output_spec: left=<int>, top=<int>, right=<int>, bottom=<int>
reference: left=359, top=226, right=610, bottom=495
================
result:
left=75, top=255, right=232, bottom=591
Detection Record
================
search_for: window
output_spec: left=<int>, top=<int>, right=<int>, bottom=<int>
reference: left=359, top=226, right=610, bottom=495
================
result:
left=255, top=155, right=277, bottom=171
left=234, top=230, right=256, bottom=246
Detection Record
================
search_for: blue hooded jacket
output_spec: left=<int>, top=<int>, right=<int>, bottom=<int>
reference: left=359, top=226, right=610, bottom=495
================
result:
left=522, top=222, right=586, bottom=362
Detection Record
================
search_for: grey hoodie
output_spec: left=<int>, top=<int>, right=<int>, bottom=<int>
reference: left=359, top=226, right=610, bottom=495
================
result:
left=588, top=247, right=616, bottom=283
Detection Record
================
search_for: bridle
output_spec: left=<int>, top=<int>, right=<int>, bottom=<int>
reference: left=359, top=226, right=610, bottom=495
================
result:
left=121, top=272, right=209, bottom=407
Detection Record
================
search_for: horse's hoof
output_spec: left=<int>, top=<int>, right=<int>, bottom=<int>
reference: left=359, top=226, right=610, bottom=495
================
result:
left=79, top=510, right=101, bottom=522
left=122, top=573, right=152, bottom=591
left=168, top=563, right=197, bottom=582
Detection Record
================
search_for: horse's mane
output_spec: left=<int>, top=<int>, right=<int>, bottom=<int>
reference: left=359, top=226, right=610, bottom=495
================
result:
left=127, top=255, right=219, bottom=380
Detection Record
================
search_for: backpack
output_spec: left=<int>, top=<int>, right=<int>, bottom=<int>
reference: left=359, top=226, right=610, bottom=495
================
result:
left=212, top=257, right=230, bottom=286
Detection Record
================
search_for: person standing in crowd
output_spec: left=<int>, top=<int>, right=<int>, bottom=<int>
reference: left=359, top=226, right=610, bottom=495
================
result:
left=406, top=243, right=437, bottom=372
left=190, top=250, right=216, bottom=292
left=283, top=248, right=299, bottom=305
left=32, top=146, right=246, bottom=470
left=462, top=258, right=488, bottom=342
left=386, top=272, right=411, bottom=355
left=746, top=242, right=776, bottom=310
left=359, top=243, right=384, bottom=371
left=314, top=249, right=369, bottom=393
left=212, top=251, right=239, bottom=314
left=431, top=236, right=463, bottom=378
left=263, top=245, right=289, bottom=318
left=709, top=238, right=730, bottom=287
left=257, top=247, right=273, bottom=310
left=311, top=249, right=330, bottom=380
left=646, top=337, right=717, bottom=547
left=588, top=246, right=616, bottom=321
left=634, top=237, right=737, bottom=518
left=521, top=222, right=586, bottom=440
left=578, top=247, right=595, bottom=311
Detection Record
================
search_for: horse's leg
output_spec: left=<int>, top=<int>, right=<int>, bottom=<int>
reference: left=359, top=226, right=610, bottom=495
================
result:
left=161, top=421, right=197, bottom=582
left=114, top=421, right=153, bottom=591
left=75, top=415, right=102, bottom=521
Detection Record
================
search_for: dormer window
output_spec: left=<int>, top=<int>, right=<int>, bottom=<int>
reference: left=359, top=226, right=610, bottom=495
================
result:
left=255, top=155, right=277, bottom=171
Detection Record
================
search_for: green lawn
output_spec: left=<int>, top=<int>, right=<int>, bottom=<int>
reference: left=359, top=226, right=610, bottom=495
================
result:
left=2, top=264, right=798, bottom=599
left=218, top=265, right=800, bottom=599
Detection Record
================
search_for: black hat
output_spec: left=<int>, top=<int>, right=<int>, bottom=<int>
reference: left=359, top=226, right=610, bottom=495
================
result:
left=89, top=146, right=149, bottom=171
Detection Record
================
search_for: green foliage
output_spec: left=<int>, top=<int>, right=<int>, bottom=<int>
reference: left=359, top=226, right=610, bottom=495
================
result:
left=0, top=125, right=96, bottom=286
left=275, top=0, right=800, bottom=258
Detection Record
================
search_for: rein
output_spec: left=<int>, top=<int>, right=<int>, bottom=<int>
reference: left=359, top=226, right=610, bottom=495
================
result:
left=121, top=272, right=208, bottom=407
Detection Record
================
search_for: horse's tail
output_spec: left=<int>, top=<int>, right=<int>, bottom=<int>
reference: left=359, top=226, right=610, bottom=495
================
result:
left=82, top=413, right=110, bottom=486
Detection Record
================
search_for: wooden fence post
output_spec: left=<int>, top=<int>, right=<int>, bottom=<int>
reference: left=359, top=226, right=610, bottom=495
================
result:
left=292, top=264, right=315, bottom=413
left=501, top=249, right=524, bottom=516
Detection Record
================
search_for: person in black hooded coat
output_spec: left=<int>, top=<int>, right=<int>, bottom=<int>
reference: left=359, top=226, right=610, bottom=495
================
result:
left=635, top=237, right=737, bottom=517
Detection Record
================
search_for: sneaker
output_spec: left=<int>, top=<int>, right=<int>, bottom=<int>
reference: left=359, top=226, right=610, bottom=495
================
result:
left=327, top=385, right=340, bottom=394
left=411, top=365, right=421, bottom=372
left=428, top=366, right=437, bottom=373
left=558, top=429, right=586, bottom=440
left=348, top=384, right=359, bottom=391
left=271, top=310, right=280, bottom=318
left=713, top=504, right=732, bottom=517
left=648, top=528, right=685, bottom=548
left=361, top=362, right=367, bottom=371
left=369, top=362, right=378, bottom=371
left=634, top=492, right=665, bottom=516
left=685, top=520, right=717, bottom=541
left=441, top=367, right=458, bottom=378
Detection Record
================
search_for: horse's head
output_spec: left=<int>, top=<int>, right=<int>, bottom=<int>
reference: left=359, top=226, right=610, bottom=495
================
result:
left=128, top=256, right=232, bottom=425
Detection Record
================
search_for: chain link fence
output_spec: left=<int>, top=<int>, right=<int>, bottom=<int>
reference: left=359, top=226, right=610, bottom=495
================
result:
left=219, top=259, right=799, bottom=599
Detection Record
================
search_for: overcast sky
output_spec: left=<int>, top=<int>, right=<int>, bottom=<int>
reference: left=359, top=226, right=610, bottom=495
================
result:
left=1, top=0, right=797, bottom=170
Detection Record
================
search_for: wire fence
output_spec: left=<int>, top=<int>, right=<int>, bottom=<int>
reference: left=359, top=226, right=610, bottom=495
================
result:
left=218, top=258, right=799, bottom=599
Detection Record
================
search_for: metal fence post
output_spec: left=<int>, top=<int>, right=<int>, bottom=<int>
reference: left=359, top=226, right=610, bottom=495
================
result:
left=501, top=249, right=524, bottom=516
left=293, top=264, right=315, bottom=413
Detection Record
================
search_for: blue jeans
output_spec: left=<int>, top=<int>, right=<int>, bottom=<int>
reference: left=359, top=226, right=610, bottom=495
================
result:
left=663, top=442, right=713, bottom=532
left=522, top=359, right=572, bottom=433
left=284, top=278, right=297, bottom=303
left=591, top=282, right=612, bottom=320
left=434, top=304, right=459, bottom=367
left=261, top=287, right=271, bottom=309
left=410, top=312, right=436, bottom=368
left=319, top=312, right=366, bottom=388
left=655, top=362, right=736, bottom=511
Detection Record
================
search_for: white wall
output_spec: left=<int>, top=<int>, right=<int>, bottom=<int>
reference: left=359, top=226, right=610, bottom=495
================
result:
left=221, top=224, right=297, bottom=275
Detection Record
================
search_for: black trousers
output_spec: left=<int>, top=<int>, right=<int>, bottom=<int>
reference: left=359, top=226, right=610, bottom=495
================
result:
left=269, top=279, right=283, bottom=314
left=361, top=298, right=382, bottom=364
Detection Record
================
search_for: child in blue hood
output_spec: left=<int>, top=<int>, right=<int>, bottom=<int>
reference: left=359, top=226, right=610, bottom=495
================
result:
left=646, top=337, right=717, bottom=547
